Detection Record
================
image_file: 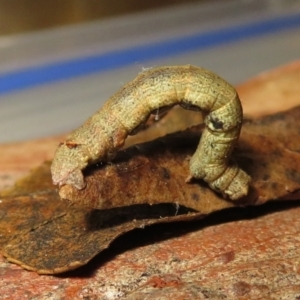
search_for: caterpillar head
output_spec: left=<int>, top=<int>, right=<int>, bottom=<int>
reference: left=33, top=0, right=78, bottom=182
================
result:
left=51, top=142, right=88, bottom=190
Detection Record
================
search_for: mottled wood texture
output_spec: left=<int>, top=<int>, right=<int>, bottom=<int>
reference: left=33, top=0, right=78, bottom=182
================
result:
left=1, top=61, right=300, bottom=299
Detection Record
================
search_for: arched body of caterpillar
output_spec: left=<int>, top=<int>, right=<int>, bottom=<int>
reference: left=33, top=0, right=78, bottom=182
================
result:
left=51, top=65, right=251, bottom=200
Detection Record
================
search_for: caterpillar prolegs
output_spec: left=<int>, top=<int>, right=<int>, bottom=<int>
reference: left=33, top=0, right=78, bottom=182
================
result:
left=51, top=65, right=251, bottom=200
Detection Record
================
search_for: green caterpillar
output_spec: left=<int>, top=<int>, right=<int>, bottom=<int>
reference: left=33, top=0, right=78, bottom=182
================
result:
left=51, top=65, right=251, bottom=200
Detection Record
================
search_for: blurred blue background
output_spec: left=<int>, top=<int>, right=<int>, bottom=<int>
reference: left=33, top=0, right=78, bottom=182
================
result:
left=0, top=0, right=300, bottom=142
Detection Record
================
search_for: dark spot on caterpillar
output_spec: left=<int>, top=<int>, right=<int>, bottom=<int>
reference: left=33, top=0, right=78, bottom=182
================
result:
left=58, top=141, right=78, bottom=149
left=65, top=142, right=79, bottom=149
left=210, top=116, right=224, bottom=130
left=180, top=101, right=201, bottom=111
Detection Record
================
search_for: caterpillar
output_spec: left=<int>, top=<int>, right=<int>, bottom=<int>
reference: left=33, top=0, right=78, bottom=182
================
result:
left=51, top=65, right=251, bottom=200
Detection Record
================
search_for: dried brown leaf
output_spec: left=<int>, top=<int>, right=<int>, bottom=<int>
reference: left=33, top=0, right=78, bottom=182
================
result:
left=0, top=175, right=198, bottom=274
left=60, top=105, right=300, bottom=209
left=0, top=106, right=300, bottom=274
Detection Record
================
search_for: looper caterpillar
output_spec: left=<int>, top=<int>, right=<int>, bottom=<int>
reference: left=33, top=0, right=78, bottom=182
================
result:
left=51, top=65, right=251, bottom=200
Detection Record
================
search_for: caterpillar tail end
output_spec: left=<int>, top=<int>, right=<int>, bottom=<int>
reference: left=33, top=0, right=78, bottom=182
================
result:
left=208, top=165, right=251, bottom=201
left=187, top=165, right=251, bottom=201
left=222, top=169, right=251, bottom=200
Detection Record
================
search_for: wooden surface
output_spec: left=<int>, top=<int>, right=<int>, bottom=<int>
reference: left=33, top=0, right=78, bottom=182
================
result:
left=1, top=61, right=300, bottom=299
left=0, top=0, right=200, bottom=35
